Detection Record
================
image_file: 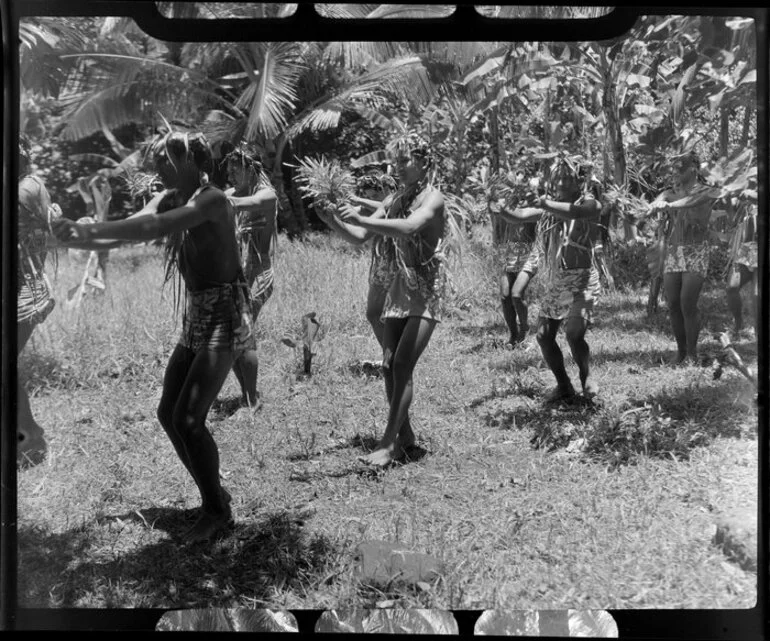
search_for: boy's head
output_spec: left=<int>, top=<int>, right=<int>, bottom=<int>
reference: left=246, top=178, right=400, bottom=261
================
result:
left=224, top=145, right=265, bottom=187
left=147, top=131, right=213, bottom=188
left=670, top=150, right=700, bottom=188
left=390, top=132, right=433, bottom=185
left=355, top=171, right=397, bottom=201
left=549, top=158, right=581, bottom=202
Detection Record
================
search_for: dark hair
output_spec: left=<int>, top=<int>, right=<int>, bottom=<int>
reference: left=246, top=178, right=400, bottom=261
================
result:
left=147, top=131, right=213, bottom=176
left=224, top=145, right=264, bottom=173
left=355, top=171, right=397, bottom=195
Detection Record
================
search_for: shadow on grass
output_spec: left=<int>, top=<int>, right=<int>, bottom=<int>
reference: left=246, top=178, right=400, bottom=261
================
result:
left=592, top=288, right=740, bottom=337
left=591, top=339, right=758, bottom=371
left=18, top=350, right=70, bottom=391
left=582, top=381, right=756, bottom=467
left=19, top=508, right=339, bottom=609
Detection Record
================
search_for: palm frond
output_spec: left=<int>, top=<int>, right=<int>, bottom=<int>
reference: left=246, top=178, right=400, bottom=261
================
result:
left=236, top=42, right=305, bottom=141
left=286, top=56, right=432, bottom=140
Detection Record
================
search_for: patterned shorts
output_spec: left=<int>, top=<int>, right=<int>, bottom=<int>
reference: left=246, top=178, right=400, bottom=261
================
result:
left=17, top=277, right=55, bottom=326
left=539, top=267, right=600, bottom=321
left=250, top=268, right=274, bottom=318
left=503, top=241, right=534, bottom=273
left=180, top=283, right=256, bottom=354
left=382, top=264, right=446, bottom=323
left=664, top=242, right=710, bottom=278
left=734, top=241, right=758, bottom=271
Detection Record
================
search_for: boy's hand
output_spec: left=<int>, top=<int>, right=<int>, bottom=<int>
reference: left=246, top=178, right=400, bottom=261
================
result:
left=52, top=218, right=91, bottom=243
left=338, top=204, right=362, bottom=224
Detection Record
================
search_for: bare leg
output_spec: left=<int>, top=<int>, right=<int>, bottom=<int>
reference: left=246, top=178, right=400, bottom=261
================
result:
left=366, top=284, right=387, bottom=348
left=17, top=321, right=46, bottom=467
left=536, top=317, right=575, bottom=399
left=663, top=272, right=687, bottom=363
left=367, top=286, right=414, bottom=445
left=725, top=266, right=745, bottom=333
left=499, top=271, right=518, bottom=345
left=232, top=350, right=260, bottom=407
left=157, top=345, right=198, bottom=480
left=510, top=270, right=533, bottom=342
left=680, top=272, right=705, bottom=362
left=361, top=317, right=436, bottom=466
left=171, top=348, right=236, bottom=541
left=564, top=316, right=594, bottom=396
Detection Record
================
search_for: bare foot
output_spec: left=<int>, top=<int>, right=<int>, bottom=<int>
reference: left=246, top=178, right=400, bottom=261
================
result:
left=184, top=508, right=233, bottom=543
left=582, top=380, right=599, bottom=400
left=242, top=392, right=262, bottom=412
left=544, top=384, right=576, bottom=404
left=358, top=444, right=399, bottom=467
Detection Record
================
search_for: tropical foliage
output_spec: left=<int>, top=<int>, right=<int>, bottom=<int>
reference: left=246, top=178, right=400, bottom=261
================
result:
left=21, top=10, right=758, bottom=273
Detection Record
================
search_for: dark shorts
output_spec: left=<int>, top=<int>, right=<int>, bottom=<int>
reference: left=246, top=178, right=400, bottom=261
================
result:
left=180, top=283, right=256, bottom=354
left=539, top=267, right=600, bottom=321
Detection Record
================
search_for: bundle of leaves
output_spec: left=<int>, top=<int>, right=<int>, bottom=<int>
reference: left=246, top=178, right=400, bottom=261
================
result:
left=602, top=184, right=650, bottom=226
left=294, top=155, right=356, bottom=212
left=584, top=402, right=712, bottom=467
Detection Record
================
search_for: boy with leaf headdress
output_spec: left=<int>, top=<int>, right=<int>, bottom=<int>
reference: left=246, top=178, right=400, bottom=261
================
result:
left=54, top=128, right=253, bottom=543
left=492, top=153, right=603, bottom=403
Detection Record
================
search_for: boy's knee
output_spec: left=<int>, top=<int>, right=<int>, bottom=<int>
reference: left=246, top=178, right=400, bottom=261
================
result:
left=564, top=320, right=587, bottom=345
left=382, top=347, right=394, bottom=372
left=536, top=322, right=554, bottom=345
left=171, top=409, right=203, bottom=437
left=366, top=308, right=382, bottom=327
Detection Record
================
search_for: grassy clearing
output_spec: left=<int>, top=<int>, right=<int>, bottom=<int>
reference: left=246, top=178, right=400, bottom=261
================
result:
left=17, top=226, right=758, bottom=610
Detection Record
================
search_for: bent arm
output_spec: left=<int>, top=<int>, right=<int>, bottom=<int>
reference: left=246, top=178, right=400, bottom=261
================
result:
left=228, top=187, right=277, bottom=214
left=328, top=206, right=386, bottom=244
left=354, top=192, right=443, bottom=239
left=349, top=195, right=383, bottom=213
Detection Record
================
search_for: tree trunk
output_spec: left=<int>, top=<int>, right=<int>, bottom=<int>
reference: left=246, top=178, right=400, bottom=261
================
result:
left=719, top=105, right=730, bottom=159
left=272, top=134, right=305, bottom=237
left=489, top=106, right=501, bottom=174
left=600, top=50, right=626, bottom=186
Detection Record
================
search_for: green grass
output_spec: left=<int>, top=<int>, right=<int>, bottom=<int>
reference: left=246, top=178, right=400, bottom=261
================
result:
left=17, top=226, right=758, bottom=611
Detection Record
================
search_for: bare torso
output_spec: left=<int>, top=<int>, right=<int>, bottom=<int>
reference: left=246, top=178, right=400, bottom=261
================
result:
left=177, top=188, right=243, bottom=291
left=388, top=186, right=444, bottom=261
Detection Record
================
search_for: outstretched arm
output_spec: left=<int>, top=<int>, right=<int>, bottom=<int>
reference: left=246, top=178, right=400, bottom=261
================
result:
left=54, top=189, right=225, bottom=243
left=491, top=203, right=544, bottom=224
left=338, top=191, right=443, bottom=240
left=537, top=195, right=601, bottom=221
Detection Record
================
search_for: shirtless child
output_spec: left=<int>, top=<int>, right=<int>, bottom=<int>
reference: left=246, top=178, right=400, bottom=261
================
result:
left=649, top=152, right=720, bottom=364
left=489, top=175, right=538, bottom=348
left=329, top=134, right=447, bottom=466
left=725, top=195, right=758, bottom=339
left=223, top=146, right=278, bottom=409
left=493, top=156, right=603, bottom=402
left=54, top=130, right=254, bottom=542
